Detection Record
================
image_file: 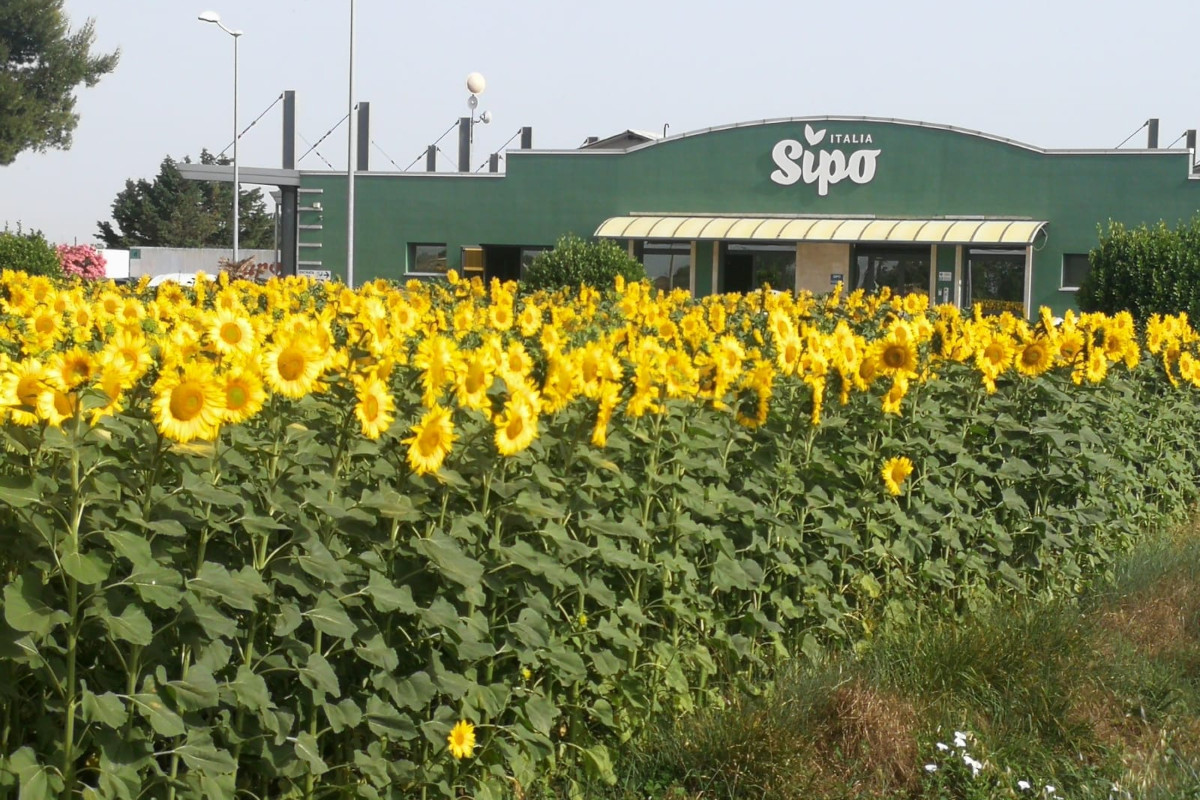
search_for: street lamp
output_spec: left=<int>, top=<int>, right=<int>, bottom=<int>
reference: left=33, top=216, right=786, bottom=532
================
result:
left=198, top=10, right=243, bottom=262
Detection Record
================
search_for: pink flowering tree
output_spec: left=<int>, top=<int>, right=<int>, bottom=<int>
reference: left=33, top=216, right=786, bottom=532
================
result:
left=56, top=244, right=108, bottom=280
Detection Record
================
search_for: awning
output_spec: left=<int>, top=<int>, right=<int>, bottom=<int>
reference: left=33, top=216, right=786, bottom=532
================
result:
left=594, top=215, right=1047, bottom=245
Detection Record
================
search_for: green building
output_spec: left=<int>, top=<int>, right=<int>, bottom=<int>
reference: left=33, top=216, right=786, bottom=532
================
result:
left=293, top=116, right=1200, bottom=316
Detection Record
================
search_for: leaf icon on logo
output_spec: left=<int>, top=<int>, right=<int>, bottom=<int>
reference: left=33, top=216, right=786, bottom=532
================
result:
left=804, top=124, right=826, bottom=147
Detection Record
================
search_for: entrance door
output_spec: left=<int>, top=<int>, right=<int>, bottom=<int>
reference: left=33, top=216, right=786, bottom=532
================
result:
left=723, top=252, right=754, bottom=293
left=964, top=249, right=1026, bottom=316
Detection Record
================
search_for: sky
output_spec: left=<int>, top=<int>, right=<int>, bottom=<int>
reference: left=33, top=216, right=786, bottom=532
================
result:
left=3, top=0, right=1200, bottom=246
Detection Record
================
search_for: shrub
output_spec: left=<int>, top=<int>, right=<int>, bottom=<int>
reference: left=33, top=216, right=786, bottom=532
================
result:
left=56, top=243, right=107, bottom=280
left=1078, top=216, right=1200, bottom=322
left=0, top=225, right=62, bottom=277
left=523, top=232, right=645, bottom=290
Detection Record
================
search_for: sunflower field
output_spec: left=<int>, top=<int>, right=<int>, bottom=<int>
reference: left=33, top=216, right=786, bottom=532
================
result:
left=2, top=268, right=1200, bottom=799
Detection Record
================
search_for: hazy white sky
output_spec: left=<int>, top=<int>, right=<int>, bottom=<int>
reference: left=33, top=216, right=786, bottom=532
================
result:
left=4, top=0, right=1199, bottom=245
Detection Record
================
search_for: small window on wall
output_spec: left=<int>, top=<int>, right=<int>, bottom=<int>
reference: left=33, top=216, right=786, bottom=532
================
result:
left=1061, top=253, right=1091, bottom=291
left=409, top=243, right=447, bottom=274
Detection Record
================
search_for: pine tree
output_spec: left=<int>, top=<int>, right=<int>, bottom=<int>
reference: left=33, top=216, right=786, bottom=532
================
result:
left=0, top=0, right=118, bottom=165
left=97, top=151, right=275, bottom=249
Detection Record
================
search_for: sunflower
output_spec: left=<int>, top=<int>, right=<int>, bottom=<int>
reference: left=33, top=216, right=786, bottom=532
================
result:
left=1014, top=337, right=1055, bottom=377
left=0, top=358, right=51, bottom=426
left=24, top=306, right=65, bottom=352
left=152, top=363, right=224, bottom=442
left=413, top=335, right=457, bottom=405
left=220, top=368, right=267, bottom=425
left=404, top=405, right=456, bottom=475
left=873, top=324, right=918, bottom=376
left=38, top=387, right=78, bottom=428
left=494, top=395, right=538, bottom=456
left=517, top=303, right=542, bottom=337
left=48, top=348, right=97, bottom=392
left=882, top=456, right=914, bottom=496
left=455, top=350, right=495, bottom=412
left=539, top=352, right=577, bottom=414
left=262, top=336, right=325, bottom=399
left=354, top=375, right=395, bottom=440
left=208, top=308, right=257, bottom=357
left=100, top=329, right=153, bottom=380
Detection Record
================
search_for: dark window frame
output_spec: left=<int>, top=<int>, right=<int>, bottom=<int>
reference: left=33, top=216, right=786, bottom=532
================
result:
left=408, top=243, right=448, bottom=275
left=1061, top=253, right=1091, bottom=291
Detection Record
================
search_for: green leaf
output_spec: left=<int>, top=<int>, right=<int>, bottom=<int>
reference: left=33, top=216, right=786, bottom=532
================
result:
left=0, top=475, right=38, bottom=508
left=365, top=570, right=417, bottom=614
left=323, top=698, right=363, bottom=733
left=131, top=693, right=186, bottom=737
left=412, top=533, right=484, bottom=588
left=103, top=530, right=155, bottom=571
left=81, top=691, right=127, bottom=729
left=175, top=729, right=236, bottom=774
left=190, top=562, right=256, bottom=611
left=389, top=671, right=437, bottom=712
left=104, top=604, right=154, bottom=646
left=524, top=695, right=558, bottom=736
left=354, top=632, right=399, bottom=671
left=61, top=547, right=111, bottom=586
left=230, top=665, right=272, bottom=713
left=581, top=743, right=617, bottom=785
left=4, top=574, right=68, bottom=638
left=304, top=593, right=357, bottom=640
left=296, top=652, right=340, bottom=701
left=364, top=695, right=417, bottom=740
left=167, top=664, right=219, bottom=711
left=294, top=732, right=328, bottom=775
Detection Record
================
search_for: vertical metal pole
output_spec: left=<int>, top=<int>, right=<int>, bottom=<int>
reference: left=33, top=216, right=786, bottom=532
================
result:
left=282, top=90, right=296, bottom=168
left=346, top=0, right=356, bottom=287
left=426, top=144, right=436, bottom=172
left=489, top=153, right=499, bottom=173
left=232, top=32, right=240, bottom=262
left=520, top=126, right=532, bottom=149
left=357, top=101, right=370, bottom=171
left=458, top=117, right=471, bottom=172
left=1147, top=118, right=1159, bottom=149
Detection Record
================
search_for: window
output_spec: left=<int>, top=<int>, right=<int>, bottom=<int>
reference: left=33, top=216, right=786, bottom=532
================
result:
left=965, top=248, right=1026, bottom=316
left=409, top=243, right=447, bottom=274
left=635, top=241, right=692, bottom=292
left=723, top=243, right=795, bottom=293
left=1061, top=253, right=1091, bottom=291
left=852, top=244, right=930, bottom=297
left=520, top=246, right=550, bottom=278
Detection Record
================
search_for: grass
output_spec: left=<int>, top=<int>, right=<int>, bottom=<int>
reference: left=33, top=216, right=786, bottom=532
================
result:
left=550, top=518, right=1200, bottom=799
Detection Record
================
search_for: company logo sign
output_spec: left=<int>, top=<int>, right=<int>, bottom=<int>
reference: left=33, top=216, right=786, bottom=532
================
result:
left=770, top=124, right=881, bottom=196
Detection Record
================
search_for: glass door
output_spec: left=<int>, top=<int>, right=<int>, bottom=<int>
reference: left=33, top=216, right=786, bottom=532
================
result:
left=964, top=249, right=1026, bottom=316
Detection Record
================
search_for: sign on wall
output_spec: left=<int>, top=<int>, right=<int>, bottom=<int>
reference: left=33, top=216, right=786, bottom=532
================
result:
left=770, top=124, right=881, bottom=196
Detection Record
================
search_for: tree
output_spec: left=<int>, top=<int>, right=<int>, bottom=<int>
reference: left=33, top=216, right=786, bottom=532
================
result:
left=523, top=233, right=645, bottom=291
left=0, top=0, right=119, bottom=165
left=97, top=150, right=275, bottom=249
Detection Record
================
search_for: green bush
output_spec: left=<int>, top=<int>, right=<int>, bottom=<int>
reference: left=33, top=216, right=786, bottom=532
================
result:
left=0, top=225, right=63, bottom=278
left=1078, top=216, right=1200, bottom=323
left=523, top=233, right=645, bottom=290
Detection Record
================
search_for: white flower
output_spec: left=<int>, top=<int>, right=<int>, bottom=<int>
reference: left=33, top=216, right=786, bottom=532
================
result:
left=924, top=764, right=938, bottom=773
left=953, top=731, right=968, bottom=748
left=962, top=755, right=982, bottom=776
left=1045, top=786, right=1057, bottom=795
left=1018, top=779, right=1031, bottom=790
left=936, top=742, right=950, bottom=751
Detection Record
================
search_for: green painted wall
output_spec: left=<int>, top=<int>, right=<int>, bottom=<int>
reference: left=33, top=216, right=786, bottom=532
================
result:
left=302, top=117, right=1200, bottom=314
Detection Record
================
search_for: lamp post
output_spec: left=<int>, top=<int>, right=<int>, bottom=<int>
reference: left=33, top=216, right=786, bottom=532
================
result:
left=346, top=0, right=356, bottom=288
left=198, top=11, right=242, bottom=262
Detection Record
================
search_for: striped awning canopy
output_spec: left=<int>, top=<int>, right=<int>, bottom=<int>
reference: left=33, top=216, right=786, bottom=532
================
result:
left=594, top=215, right=1047, bottom=245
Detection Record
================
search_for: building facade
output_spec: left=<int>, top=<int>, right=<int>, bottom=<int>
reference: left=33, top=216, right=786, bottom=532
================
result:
left=295, top=117, right=1200, bottom=316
